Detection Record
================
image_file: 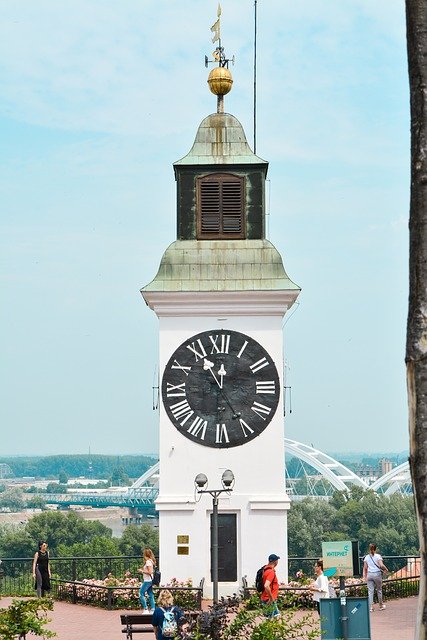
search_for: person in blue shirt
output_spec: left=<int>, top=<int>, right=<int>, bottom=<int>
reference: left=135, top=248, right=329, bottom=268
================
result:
left=152, top=589, right=183, bottom=640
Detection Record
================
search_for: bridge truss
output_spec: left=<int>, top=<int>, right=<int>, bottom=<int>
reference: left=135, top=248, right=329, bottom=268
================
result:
left=41, top=440, right=411, bottom=509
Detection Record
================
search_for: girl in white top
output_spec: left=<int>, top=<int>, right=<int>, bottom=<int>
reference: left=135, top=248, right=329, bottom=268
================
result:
left=309, top=560, right=330, bottom=614
left=139, top=547, right=157, bottom=612
left=363, top=543, right=388, bottom=612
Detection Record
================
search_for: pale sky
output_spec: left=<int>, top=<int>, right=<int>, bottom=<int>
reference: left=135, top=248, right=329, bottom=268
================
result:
left=0, top=1, right=409, bottom=456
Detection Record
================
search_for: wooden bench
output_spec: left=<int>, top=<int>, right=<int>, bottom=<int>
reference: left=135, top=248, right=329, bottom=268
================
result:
left=120, top=613, right=153, bottom=638
left=120, top=611, right=201, bottom=639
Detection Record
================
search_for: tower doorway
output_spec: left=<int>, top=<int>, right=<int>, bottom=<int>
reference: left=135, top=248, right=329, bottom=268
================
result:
left=210, top=513, right=237, bottom=582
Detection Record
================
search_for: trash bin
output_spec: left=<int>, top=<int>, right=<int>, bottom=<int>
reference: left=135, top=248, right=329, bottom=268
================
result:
left=320, top=596, right=371, bottom=640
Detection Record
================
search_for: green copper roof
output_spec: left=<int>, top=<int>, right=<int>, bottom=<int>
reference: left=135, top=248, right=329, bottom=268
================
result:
left=141, top=240, right=300, bottom=293
left=174, top=113, right=268, bottom=167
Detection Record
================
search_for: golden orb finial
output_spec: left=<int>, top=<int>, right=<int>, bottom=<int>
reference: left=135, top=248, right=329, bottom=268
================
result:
left=207, top=66, right=233, bottom=96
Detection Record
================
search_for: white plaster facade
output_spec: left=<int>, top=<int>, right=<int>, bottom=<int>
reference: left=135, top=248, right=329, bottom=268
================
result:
left=142, top=290, right=298, bottom=597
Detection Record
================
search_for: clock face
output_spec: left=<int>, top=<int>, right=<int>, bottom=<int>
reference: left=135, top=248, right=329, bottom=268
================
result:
left=161, top=329, right=280, bottom=448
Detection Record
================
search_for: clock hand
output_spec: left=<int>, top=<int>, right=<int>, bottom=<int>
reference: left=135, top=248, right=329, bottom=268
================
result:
left=218, top=363, right=226, bottom=388
left=203, top=359, right=226, bottom=389
left=219, top=387, right=241, bottom=419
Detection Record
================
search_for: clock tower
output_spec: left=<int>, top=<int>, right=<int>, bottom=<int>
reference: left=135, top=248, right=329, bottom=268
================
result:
left=141, top=29, right=300, bottom=598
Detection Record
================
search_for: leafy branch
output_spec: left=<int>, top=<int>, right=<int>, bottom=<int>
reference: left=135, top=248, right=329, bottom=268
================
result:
left=0, top=598, right=56, bottom=640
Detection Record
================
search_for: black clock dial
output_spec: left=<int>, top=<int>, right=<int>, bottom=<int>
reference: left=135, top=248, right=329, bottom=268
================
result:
left=161, top=329, right=280, bottom=448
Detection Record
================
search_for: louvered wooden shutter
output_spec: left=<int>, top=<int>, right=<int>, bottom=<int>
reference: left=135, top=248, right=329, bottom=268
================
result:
left=200, top=181, right=221, bottom=233
left=197, top=174, right=245, bottom=239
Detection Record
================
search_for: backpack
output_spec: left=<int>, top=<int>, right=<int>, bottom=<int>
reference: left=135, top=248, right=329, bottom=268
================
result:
left=161, top=607, right=177, bottom=638
left=255, top=565, right=266, bottom=593
left=152, top=567, right=161, bottom=586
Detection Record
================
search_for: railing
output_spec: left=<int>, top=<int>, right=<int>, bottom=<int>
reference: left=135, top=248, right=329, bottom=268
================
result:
left=244, top=555, right=421, bottom=603
left=0, top=556, right=144, bottom=594
left=0, top=554, right=419, bottom=605
left=288, top=555, right=420, bottom=580
left=51, top=577, right=205, bottom=610
left=0, top=556, right=204, bottom=609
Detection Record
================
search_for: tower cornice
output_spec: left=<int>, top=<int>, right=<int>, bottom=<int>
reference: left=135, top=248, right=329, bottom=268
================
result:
left=141, top=289, right=299, bottom=317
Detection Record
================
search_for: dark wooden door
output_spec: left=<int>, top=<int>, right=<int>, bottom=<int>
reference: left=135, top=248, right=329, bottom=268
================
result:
left=210, top=513, right=237, bottom=582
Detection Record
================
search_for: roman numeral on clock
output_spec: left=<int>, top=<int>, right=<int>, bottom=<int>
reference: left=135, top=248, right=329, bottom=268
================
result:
left=186, top=339, right=207, bottom=361
left=186, top=417, right=207, bottom=440
left=209, top=334, right=230, bottom=354
left=255, top=380, right=276, bottom=394
left=237, top=340, right=248, bottom=358
left=166, top=382, right=186, bottom=397
left=250, top=357, right=269, bottom=373
left=239, top=418, right=254, bottom=438
left=215, top=423, right=230, bottom=444
left=251, top=401, right=272, bottom=420
left=171, top=360, right=192, bottom=376
left=169, top=399, right=194, bottom=425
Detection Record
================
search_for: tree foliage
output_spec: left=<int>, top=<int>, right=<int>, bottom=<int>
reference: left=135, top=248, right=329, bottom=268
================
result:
left=288, top=492, right=419, bottom=558
left=110, top=465, right=130, bottom=487
left=117, top=524, right=159, bottom=558
left=58, top=470, right=68, bottom=485
left=0, top=454, right=157, bottom=480
left=0, top=510, right=115, bottom=558
left=0, top=598, right=55, bottom=640
left=0, top=487, right=26, bottom=511
left=0, top=511, right=160, bottom=560
left=57, top=535, right=120, bottom=558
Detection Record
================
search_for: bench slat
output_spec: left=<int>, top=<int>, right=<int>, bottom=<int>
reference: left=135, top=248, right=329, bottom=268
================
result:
left=120, top=614, right=152, bottom=623
left=120, top=614, right=153, bottom=638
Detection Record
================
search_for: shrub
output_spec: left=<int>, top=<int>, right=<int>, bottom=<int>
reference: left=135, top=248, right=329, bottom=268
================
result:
left=0, top=598, right=56, bottom=640
left=187, top=596, right=318, bottom=640
left=163, top=578, right=200, bottom=610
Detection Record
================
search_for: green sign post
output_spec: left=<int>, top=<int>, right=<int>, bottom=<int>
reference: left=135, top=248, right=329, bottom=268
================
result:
left=321, top=541, right=363, bottom=640
left=322, top=540, right=354, bottom=577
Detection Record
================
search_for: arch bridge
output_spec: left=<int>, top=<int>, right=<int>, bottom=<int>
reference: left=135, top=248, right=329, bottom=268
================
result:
left=42, top=441, right=410, bottom=509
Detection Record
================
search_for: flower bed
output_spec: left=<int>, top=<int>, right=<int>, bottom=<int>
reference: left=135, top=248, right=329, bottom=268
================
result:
left=53, top=573, right=202, bottom=610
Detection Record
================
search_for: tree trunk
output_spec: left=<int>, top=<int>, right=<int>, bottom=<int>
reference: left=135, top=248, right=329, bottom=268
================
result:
left=406, top=1, right=427, bottom=637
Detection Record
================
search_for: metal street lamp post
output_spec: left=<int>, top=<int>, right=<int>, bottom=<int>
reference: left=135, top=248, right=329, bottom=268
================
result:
left=194, top=469, right=235, bottom=603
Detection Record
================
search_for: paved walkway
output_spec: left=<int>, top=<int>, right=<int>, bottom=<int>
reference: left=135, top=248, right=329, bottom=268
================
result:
left=0, top=595, right=418, bottom=639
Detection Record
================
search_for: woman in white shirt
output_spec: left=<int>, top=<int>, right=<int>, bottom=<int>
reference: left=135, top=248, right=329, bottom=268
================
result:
left=363, top=543, right=388, bottom=612
left=309, top=560, right=330, bottom=614
left=138, top=547, right=157, bottom=612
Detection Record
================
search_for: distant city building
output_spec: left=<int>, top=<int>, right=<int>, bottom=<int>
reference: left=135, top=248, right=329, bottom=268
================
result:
left=379, top=458, right=393, bottom=476
left=0, top=463, right=13, bottom=479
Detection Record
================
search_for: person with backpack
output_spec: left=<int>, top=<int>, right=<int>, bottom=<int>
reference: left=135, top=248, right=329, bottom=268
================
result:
left=258, top=553, right=281, bottom=618
left=152, top=589, right=183, bottom=639
left=138, top=547, right=157, bottom=613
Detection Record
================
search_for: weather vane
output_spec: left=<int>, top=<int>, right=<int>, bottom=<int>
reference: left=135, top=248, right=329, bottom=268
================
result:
left=205, top=3, right=235, bottom=69
left=205, top=4, right=235, bottom=113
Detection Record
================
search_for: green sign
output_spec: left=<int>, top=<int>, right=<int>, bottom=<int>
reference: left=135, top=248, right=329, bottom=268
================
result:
left=322, top=540, right=353, bottom=577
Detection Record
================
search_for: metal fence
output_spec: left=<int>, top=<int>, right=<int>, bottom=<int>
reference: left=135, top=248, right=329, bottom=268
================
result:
left=0, top=556, right=146, bottom=597
left=51, top=578, right=205, bottom=610
left=288, top=555, right=420, bottom=581
left=0, top=555, right=420, bottom=605
left=0, top=556, right=204, bottom=609
left=244, top=555, right=421, bottom=604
